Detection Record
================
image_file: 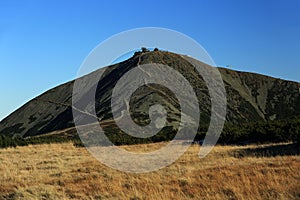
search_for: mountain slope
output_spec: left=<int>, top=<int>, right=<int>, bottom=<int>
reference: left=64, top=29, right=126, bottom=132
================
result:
left=0, top=50, right=299, bottom=138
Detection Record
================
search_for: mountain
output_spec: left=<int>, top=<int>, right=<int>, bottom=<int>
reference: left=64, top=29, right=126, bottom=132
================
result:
left=0, top=50, right=300, bottom=140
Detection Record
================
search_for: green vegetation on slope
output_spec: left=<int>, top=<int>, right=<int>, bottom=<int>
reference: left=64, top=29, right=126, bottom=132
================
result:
left=0, top=134, right=82, bottom=149
left=218, top=117, right=300, bottom=144
left=1, top=117, right=299, bottom=149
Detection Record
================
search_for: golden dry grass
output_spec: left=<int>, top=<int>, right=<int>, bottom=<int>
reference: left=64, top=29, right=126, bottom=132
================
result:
left=0, top=142, right=299, bottom=200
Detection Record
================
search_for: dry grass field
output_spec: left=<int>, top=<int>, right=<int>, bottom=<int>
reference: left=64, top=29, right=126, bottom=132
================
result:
left=0, top=142, right=299, bottom=200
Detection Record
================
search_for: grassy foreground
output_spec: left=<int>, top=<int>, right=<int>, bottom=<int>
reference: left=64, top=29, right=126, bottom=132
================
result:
left=0, top=142, right=299, bottom=200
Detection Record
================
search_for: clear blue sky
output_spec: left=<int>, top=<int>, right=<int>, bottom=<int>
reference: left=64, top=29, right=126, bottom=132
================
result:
left=0, top=0, right=299, bottom=121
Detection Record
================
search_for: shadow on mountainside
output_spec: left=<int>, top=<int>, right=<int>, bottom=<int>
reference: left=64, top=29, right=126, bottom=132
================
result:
left=232, top=143, right=300, bottom=158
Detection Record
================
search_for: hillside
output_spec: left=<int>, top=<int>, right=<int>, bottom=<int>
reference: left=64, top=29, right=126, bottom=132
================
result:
left=0, top=50, right=299, bottom=141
